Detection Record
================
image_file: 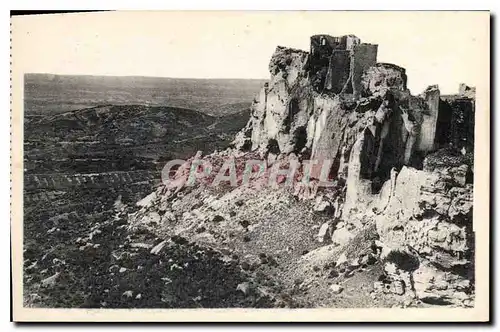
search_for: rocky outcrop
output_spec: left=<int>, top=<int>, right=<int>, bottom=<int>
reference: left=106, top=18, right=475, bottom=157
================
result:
left=360, top=63, right=407, bottom=96
left=458, top=83, right=476, bottom=99
left=375, top=165, right=473, bottom=282
left=231, top=34, right=476, bottom=306
left=334, top=101, right=473, bottom=305
left=235, top=35, right=460, bottom=186
left=418, top=85, right=440, bottom=152
left=127, top=34, right=477, bottom=307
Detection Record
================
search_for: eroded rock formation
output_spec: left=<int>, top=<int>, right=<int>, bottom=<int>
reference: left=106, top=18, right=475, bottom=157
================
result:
left=232, top=34, right=475, bottom=305
left=130, top=34, right=475, bottom=307
left=234, top=37, right=454, bottom=183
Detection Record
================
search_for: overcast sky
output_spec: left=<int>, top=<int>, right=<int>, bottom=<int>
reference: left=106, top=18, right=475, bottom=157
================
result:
left=12, top=11, right=489, bottom=94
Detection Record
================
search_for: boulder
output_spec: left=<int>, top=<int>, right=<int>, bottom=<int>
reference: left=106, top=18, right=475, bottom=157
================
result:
left=317, top=222, right=330, bottom=243
left=329, top=284, right=344, bottom=294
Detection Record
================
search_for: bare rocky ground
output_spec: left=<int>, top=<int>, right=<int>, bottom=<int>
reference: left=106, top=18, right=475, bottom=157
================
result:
left=23, top=182, right=418, bottom=308
left=23, top=197, right=271, bottom=308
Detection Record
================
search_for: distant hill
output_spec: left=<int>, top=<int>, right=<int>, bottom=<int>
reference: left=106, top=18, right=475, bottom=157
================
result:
left=24, top=104, right=250, bottom=174
left=24, top=73, right=267, bottom=116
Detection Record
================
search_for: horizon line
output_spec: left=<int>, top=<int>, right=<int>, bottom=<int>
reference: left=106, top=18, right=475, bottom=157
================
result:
left=23, top=72, right=470, bottom=95
left=24, top=72, right=270, bottom=81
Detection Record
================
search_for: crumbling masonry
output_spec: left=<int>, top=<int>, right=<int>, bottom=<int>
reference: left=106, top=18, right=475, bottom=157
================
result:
left=309, top=34, right=378, bottom=96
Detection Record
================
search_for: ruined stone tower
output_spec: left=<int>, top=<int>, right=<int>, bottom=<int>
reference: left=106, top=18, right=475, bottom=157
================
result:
left=308, top=34, right=378, bottom=97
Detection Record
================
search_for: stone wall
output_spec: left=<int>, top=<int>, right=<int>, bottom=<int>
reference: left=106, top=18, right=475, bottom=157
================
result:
left=310, top=35, right=345, bottom=54
left=309, top=35, right=378, bottom=95
left=418, top=85, right=441, bottom=152
left=344, top=35, right=361, bottom=50
left=351, top=44, right=378, bottom=97
left=324, top=50, right=351, bottom=93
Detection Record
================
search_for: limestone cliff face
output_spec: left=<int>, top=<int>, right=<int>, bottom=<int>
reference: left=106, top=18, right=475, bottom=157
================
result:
left=374, top=165, right=473, bottom=305
left=131, top=34, right=476, bottom=307
left=234, top=36, right=454, bottom=184
left=232, top=34, right=476, bottom=305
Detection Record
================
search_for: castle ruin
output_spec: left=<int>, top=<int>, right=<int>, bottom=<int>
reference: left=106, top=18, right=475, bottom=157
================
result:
left=308, top=34, right=378, bottom=97
left=234, top=34, right=475, bottom=195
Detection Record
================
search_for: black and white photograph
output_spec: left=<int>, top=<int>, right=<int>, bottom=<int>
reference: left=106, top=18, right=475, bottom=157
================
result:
left=10, top=11, right=490, bottom=322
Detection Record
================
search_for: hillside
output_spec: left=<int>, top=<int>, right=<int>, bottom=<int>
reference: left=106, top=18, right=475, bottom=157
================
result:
left=24, top=104, right=250, bottom=174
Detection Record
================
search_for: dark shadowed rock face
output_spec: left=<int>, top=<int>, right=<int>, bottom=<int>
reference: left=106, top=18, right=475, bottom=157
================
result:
left=437, top=83, right=475, bottom=155
left=439, top=98, right=475, bottom=153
